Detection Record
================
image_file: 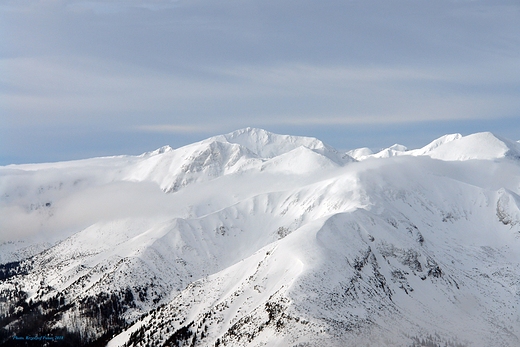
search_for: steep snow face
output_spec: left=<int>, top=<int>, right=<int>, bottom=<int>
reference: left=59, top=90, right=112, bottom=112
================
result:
left=496, top=188, right=520, bottom=227
left=218, top=127, right=341, bottom=160
left=1, top=129, right=520, bottom=347
left=407, top=133, right=462, bottom=156
left=123, top=139, right=261, bottom=192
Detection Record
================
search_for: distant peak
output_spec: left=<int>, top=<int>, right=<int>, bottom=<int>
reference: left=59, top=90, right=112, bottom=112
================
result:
left=203, top=127, right=351, bottom=163
left=462, top=132, right=508, bottom=145
left=224, top=127, right=273, bottom=141
left=346, top=147, right=373, bottom=160
left=388, top=144, right=407, bottom=152
left=412, top=133, right=462, bottom=155
left=230, top=127, right=264, bottom=134
left=142, top=145, right=173, bottom=157
left=426, top=132, right=520, bottom=161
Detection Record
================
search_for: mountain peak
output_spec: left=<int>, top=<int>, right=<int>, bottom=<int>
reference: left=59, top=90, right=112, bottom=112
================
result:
left=349, top=132, right=519, bottom=162
left=427, top=131, right=520, bottom=161
left=409, top=133, right=462, bottom=156
left=142, top=145, right=174, bottom=157
left=213, top=127, right=344, bottom=162
left=225, top=127, right=271, bottom=139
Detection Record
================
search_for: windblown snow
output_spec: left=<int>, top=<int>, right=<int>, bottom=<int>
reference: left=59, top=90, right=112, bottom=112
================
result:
left=1, top=128, right=519, bottom=347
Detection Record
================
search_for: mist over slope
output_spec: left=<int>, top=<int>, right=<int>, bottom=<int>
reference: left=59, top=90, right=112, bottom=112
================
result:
left=1, top=128, right=519, bottom=347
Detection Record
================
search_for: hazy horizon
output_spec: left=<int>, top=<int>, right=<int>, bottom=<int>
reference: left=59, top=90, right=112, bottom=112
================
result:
left=2, top=0, right=520, bottom=165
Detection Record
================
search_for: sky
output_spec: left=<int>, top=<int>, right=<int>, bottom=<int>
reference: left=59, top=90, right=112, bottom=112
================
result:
left=1, top=0, right=520, bottom=165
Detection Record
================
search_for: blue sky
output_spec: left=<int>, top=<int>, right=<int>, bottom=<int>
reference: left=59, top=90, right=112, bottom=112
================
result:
left=1, top=0, right=520, bottom=164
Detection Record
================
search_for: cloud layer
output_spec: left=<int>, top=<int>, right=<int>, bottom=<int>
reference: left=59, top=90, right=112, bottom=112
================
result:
left=1, top=0, right=520, bottom=163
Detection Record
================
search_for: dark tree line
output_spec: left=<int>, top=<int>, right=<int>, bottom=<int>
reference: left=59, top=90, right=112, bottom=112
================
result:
left=0, top=287, right=138, bottom=347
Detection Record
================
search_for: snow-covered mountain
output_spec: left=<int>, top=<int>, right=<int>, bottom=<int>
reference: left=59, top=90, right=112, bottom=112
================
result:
left=1, top=128, right=519, bottom=347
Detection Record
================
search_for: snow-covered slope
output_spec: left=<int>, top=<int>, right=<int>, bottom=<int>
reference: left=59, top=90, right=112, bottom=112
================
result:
left=1, top=129, right=519, bottom=347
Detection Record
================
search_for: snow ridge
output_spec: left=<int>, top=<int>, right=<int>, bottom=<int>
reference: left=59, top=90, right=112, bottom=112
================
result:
left=350, top=131, right=520, bottom=161
left=1, top=129, right=519, bottom=347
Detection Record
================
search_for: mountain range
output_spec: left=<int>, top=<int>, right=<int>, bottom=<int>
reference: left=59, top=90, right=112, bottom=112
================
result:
left=1, top=128, right=519, bottom=347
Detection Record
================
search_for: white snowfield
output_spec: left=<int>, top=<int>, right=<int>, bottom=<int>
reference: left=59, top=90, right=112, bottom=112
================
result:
left=1, top=128, right=519, bottom=347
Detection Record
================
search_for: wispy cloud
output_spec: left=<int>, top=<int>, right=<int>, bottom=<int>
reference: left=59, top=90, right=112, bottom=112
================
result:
left=2, top=0, right=520, bottom=163
left=4, top=57, right=518, bottom=128
left=135, top=124, right=213, bottom=134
